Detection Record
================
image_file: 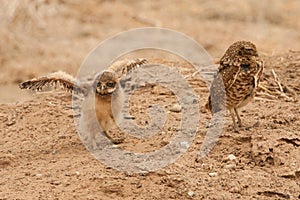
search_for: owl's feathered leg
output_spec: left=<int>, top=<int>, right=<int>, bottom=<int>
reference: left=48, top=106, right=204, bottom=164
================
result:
left=234, top=108, right=242, bottom=127
left=229, top=108, right=238, bottom=132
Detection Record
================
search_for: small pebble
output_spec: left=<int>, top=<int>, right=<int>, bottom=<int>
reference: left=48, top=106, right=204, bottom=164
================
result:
left=111, top=145, right=119, bottom=149
left=50, top=180, right=61, bottom=185
left=136, top=182, right=142, bottom=188
left=124, top=115, right=135, bottom=120
left=227, top=154, right=237, bottom=161
left=224, top=164, right=236, bottom=169
left=35, top=174, right=43, bottom=179
left=170, top=104, right=181, bottom=112
left=209, top=172, right=218, bottom=177
left=6, top=118, right=16, bottom=126
left=188, top=191, right=194, bottom=197
left=180, top=141, right=189, bottom=148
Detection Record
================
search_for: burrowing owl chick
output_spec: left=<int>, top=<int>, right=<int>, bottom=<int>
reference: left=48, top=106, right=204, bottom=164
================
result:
left=207, top=41, right=263, bottom=131
left=19, top=58, right=147, bottom=143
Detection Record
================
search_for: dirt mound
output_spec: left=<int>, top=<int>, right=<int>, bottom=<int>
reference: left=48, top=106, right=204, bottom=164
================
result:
left=1, top=53, right=299, bottom=199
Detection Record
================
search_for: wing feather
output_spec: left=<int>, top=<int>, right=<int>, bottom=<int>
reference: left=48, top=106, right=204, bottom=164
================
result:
left=19, top=71, right=85, bottom=94
left=207, top=61, right=240, bottom=113
left=108, top=58, right=148, bottom=78
left=218, top=63, right=240, bottom=90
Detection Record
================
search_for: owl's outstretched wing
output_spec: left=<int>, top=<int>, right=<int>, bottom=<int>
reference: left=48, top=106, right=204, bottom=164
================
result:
left=19, top=71, right=86, bottom=95
left=108, top=58, right=148, bottom=78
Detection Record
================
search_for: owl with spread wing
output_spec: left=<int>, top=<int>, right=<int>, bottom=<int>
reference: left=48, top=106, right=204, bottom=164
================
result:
left=20, top=58, right=147, bottom=144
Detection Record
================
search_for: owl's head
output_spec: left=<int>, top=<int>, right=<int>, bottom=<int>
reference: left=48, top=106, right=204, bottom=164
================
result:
left=94, top=70, right=118, bottom=96
left=231, top=41, right=258, bottom=57
left=223, top=41, right=258, bottom=59
left=238, top=42, right=258, bottom=57
left=92, top=58, right=147, bottom=96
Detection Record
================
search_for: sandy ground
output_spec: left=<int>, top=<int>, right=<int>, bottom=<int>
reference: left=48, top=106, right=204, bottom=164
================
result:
left=0, top=0, right=300, bottom=199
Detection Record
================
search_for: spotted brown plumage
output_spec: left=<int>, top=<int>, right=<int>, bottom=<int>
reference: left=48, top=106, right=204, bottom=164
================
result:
left=207, top=41, right=264, bottom=131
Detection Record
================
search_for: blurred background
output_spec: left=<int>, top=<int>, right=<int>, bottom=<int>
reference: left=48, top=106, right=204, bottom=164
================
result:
left=0, top=0, right=299, bottom=102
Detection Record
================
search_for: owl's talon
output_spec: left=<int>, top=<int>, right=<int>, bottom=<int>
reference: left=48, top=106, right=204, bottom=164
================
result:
left=110, top=137, right=125, bottom=144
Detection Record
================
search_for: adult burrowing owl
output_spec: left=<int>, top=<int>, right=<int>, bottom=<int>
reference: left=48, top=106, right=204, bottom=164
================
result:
left=20, top=58, right=147, bottom=143
left=207, top=41, right=263, bottom=131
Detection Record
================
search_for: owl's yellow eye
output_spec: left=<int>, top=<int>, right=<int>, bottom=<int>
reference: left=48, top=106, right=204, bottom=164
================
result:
left=106, top=82, right=115, bottom=88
